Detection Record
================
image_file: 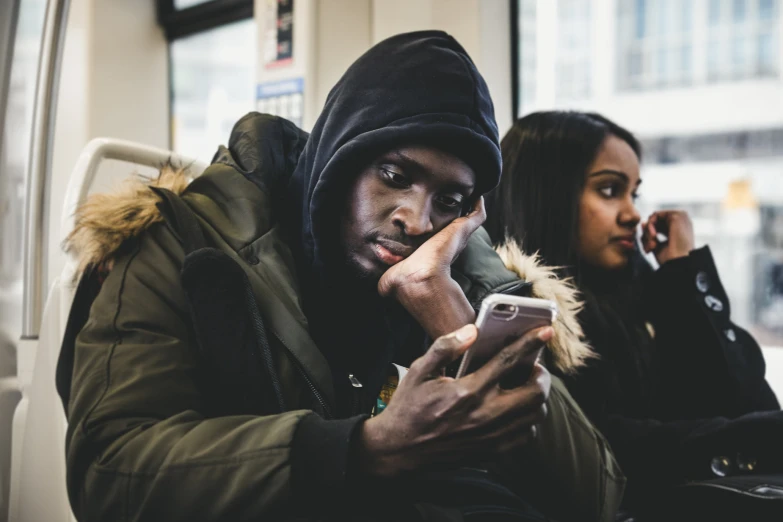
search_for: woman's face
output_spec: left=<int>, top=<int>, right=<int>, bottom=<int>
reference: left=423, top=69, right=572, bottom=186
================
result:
left=576, top=134, right=642, bottom=271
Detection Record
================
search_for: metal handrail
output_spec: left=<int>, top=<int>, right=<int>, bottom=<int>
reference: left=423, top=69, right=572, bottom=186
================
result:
left=21, top=0, right=71, bottom=339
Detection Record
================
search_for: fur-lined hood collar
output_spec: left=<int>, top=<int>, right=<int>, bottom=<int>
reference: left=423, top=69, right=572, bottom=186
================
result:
left=66, top=167, right=591, bottom=373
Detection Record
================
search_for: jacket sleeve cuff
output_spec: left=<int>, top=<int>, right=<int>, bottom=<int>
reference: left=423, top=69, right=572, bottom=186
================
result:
left=656, top=245, right=713, bottom=279
left=291, top=412, right=368, bottom=513
left=653, top=246, right=723, bottom=296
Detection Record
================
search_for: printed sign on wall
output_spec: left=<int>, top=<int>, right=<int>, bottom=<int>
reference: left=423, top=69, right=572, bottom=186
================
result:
left=256, top=77, right=304, bottom=128
left=263, top=0, right=294, bottom=69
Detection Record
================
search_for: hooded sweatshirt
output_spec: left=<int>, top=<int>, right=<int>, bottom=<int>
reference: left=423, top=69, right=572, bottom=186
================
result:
left=284, top=31, right=504, bottom=413
left=288, top=30, right=501, bottom=271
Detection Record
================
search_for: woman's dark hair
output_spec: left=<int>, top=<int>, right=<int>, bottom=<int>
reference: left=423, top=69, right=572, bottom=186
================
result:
left=487, top=112, right=657, bottom=392
left=484, top=111, right=641, bottom=271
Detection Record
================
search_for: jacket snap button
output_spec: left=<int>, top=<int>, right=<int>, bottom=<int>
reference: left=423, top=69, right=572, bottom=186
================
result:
left=705, top=295, right=723, bottom=312
left=695, top=271, right=710, bottom=293
left=736, top=453, right=757, bottom=472
left=711, top=456, right=733, bottom=477
left=724, top=328, right=737, bottom=342
left=246, top=254, right=260, bottom=265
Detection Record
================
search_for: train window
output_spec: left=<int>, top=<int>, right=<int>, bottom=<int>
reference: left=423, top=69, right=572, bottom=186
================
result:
left=157, top=0, right=255, bottom=163
left=0, top=0, right=47, bottom=338
left=514, top=0, right=783, bottom=350
left=170, top=18, right=256, bottom=163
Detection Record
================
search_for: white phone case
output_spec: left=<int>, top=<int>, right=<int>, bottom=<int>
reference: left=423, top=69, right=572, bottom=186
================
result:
left=455, top=294, right=557, bottom=378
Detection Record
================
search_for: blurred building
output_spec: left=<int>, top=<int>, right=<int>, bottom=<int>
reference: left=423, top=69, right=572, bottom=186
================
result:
left=517, top=0, right=783, bottom=346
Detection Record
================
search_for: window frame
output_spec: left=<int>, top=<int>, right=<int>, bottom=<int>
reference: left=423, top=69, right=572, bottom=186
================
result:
left=510, top=0, right=521, bottom=120
left=156, top=0, right=253, bottom=41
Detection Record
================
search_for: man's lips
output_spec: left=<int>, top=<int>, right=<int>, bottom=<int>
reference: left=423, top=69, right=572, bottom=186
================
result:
left=371, top=238, right=414, bottom=265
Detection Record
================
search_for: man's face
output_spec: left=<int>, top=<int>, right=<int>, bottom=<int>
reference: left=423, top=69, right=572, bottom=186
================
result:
left=341, top=146, right=477, bottom=281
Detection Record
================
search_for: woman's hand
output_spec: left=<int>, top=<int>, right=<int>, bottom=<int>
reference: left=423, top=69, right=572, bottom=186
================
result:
left=642, top=210, right=694, bottom=265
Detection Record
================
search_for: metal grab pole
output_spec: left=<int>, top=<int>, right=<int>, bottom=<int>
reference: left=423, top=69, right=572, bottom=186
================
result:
left=21, top=0, right=71, bottom=339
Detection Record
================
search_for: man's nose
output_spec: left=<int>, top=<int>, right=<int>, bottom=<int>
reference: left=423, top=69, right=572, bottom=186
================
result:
left=391, top=196, right=434, bottom=237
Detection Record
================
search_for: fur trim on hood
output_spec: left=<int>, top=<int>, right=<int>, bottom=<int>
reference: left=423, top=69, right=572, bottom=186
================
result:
left=65, top=167, right=592, bottom=373
left=64, top=165, right=191, bottom=277
left=495, top=241, right=593, bottom=373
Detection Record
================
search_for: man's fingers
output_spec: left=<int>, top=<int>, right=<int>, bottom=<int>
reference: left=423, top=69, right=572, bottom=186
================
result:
left=479, top=396, right=548, bottom=435
left=462, top=196, right=487, bottom=233
left=410, top=324, right=477, bottom=379
left=468, top=326, right=552, bottom=390
left=468, top=196, right=487, bottom=223
left=427, top=197, right=486, bottom=261
left=497, top=404, right=547, bottom=437
left=485, top=364, right=551, bottom=416
left=472, top=403, right=547, bottom=457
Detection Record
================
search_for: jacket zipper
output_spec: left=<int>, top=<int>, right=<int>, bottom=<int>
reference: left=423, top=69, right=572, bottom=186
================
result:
left=300, top=364, right=333, bottom=419
left=294, top=354, right=334, bottom=419
left=272, top=331, right=334, bottom=419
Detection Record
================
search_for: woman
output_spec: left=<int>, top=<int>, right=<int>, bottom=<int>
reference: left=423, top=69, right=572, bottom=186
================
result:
left=485, top=111, right=781, bottom=514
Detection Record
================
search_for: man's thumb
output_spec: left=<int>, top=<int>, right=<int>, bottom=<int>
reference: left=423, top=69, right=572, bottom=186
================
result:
left=412, top=324, right=477, bottom=377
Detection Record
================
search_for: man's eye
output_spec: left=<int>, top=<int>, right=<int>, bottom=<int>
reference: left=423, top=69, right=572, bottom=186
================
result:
left=437, top=195, right=463, bottom=209
left=381, top=168, right=410, bottom=187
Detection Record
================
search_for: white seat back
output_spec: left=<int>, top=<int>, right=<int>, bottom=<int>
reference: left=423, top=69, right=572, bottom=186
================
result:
left=9, top=138, right=205, bottom=522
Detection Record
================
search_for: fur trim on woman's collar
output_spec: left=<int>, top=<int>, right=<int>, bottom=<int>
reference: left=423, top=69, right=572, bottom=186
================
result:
left=496, top=241, right=594, bottom=373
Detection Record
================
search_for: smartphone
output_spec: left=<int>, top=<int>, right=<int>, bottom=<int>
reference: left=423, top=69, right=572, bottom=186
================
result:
left=455, top=294, right=557, bottom=380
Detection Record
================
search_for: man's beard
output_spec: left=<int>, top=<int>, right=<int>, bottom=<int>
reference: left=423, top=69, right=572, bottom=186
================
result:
left=336, top=230, right=415, bottom=295
left=342, top=248, right=384, bottom=294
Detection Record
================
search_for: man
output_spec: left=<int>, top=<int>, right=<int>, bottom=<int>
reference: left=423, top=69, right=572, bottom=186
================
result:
left=59, top=32, right=623, bottom=521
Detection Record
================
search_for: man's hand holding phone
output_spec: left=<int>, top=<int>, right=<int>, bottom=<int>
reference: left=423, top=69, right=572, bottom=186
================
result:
left=356, top=323, right=553, bottom=478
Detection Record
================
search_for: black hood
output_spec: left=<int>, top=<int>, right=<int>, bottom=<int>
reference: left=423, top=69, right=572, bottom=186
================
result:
left=287, top=30, right=501, bottom=274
